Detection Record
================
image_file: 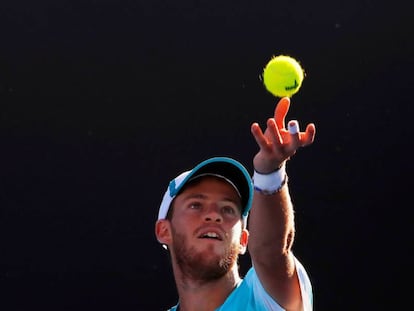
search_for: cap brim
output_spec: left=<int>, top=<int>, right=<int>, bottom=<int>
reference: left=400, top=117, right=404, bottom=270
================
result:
left=159, top=157, right=253, bottom=221
left=185, top=158, right=253, bottom=217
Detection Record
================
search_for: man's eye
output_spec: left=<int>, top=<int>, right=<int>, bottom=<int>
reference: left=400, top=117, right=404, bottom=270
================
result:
left=222, top=206, right=236, bottom=214
left=189, top=203, right=201, bottom=209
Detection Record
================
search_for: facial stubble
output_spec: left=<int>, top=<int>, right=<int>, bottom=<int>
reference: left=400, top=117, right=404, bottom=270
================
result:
left=172, top=230, right=240, bottom=282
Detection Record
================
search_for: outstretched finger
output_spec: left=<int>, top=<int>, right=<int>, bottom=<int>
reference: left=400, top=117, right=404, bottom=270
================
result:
left=300, top=123, right=316, bottom=146
left=250, top=122, right=268, bottom=149
left=274, top=97, right=290, bottom=130
left=267, top=118, right=283, bottom=146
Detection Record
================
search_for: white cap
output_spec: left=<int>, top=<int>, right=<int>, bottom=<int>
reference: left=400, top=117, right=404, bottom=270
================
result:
left=158, top=157, right=253, bottom=227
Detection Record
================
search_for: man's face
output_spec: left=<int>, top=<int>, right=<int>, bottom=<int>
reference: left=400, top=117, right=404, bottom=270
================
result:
left=168, top=176, right=248, bottom=281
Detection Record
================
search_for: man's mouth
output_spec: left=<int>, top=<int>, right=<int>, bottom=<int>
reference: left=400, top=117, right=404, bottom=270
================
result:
left=198, top=231, right=222, bottom=240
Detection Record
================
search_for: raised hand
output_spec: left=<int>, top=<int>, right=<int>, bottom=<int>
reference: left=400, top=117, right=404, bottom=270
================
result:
left=250, top=97, right=316, bottom=173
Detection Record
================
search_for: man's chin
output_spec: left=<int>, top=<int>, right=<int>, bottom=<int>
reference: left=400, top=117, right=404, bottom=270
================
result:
left=174, top=241, right=239, bottom=280
left=196, top=240, right=223, bottom=252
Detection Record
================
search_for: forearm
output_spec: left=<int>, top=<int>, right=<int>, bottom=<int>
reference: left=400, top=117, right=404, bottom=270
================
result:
left=248, top=183, right=296, bottom=262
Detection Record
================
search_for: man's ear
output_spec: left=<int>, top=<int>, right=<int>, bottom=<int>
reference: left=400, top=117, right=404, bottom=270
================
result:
left=239, top=228, right=249, bottom=255
left=155, top=219, right=172, bottom=245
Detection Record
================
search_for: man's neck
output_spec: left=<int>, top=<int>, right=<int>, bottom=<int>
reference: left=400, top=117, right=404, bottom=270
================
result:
left=174, top=269, right=241, bottom=311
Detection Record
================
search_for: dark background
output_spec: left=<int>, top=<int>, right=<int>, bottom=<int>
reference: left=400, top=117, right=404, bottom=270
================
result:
left=1, top=0, right=412, bottom=310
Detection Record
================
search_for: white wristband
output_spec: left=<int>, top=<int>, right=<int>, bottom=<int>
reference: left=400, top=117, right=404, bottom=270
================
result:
left=252, top=165, right=288, bottom=195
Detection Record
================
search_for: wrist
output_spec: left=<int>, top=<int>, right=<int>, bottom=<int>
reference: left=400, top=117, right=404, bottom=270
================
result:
left=252, top=164, right=288, bottom=195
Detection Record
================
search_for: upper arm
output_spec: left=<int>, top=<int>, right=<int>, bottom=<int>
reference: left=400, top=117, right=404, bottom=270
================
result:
left=251, top=253, right=313, bottom=311
left=252, top=252, right=303, bottom=311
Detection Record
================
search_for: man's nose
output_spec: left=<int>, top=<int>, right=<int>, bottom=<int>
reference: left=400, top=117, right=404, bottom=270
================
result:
left=204, top=204, right=223, bottom=223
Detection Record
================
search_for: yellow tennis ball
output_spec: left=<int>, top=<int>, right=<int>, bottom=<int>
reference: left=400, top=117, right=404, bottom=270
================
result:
left=262, top=55, right=305, bottom=97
